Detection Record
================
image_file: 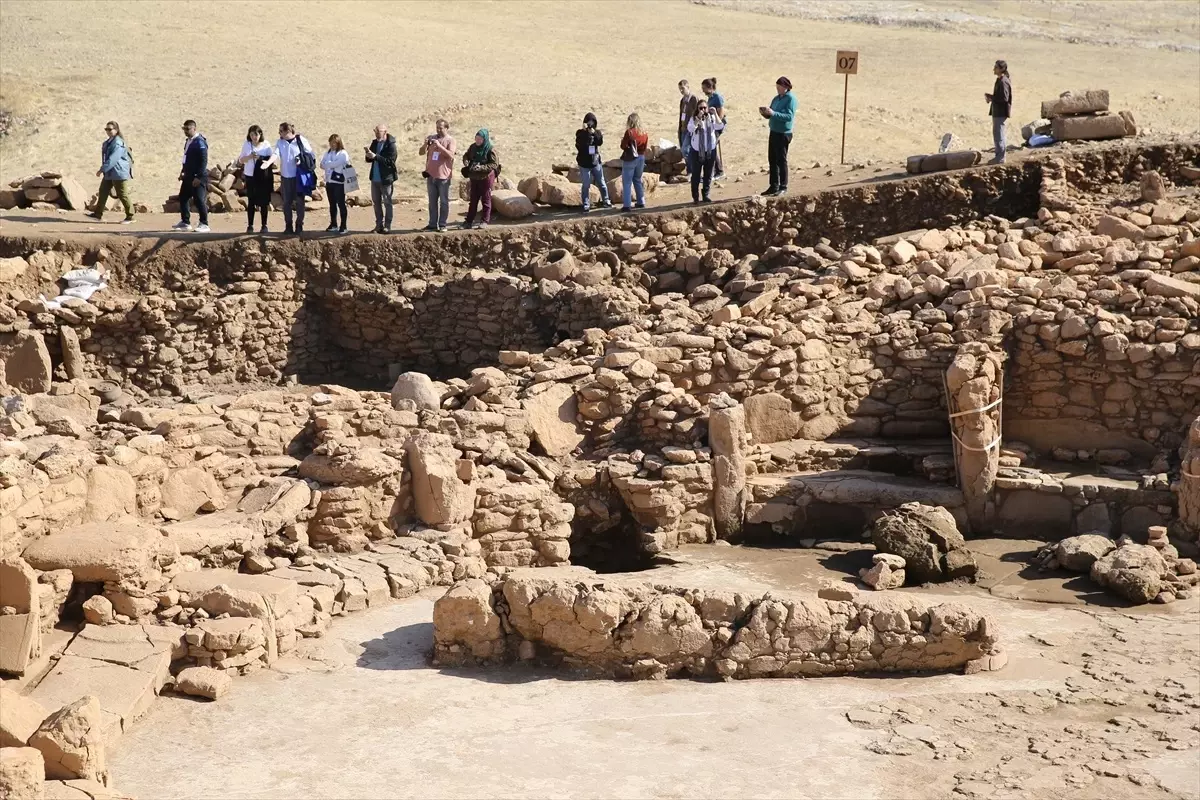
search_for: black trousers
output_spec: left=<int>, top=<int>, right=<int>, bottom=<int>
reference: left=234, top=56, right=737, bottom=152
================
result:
left=768, top=131, right=792, bottom=191
left=327, top=182, right=347, bottom=228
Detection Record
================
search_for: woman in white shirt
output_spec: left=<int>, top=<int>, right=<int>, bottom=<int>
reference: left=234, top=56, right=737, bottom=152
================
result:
left=320, top=134, right=350, bottom=234
left=686, top=98, right=725, bottom=204
left=237, top=125, right=274, bottom=234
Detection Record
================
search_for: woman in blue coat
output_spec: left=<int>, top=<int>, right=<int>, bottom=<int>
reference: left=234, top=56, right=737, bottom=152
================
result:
left=87, top=121, right=134, bottom=223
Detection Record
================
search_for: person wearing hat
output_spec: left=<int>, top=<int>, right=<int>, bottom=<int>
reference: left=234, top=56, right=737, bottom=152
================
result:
left=985, top=60, right=1012, bottom=164
left=758, top=76, right=796, bottom=197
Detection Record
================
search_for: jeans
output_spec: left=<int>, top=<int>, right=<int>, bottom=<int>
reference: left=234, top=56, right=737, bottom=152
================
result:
left=992, top=116, right=1007, bottom=162
left=95, top=179, right=132, bottom=218
left=426, top=177, right=450, bottom=228
left=620, top=156, right=645, bottom=210
left=580, top=164, right=609, bottom=210
left=178, top=179, right=208, bottom=225
left=688, top=150, right=716, bottom=201
left=327, top=182, right=347, bottom=229
left=768, top=131, right=792, bottom=191
left=280, top=176, right=305, bottom=231
left=371, top=180, right=394, bottom=230
left=714, top=129, right=724, bottom=177
left=466, top=173, right=494, bottom=225
left=679, top=129, right=691, bottom=166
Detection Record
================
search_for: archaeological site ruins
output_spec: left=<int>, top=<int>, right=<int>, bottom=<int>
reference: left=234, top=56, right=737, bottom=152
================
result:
left=1, top=137, right=1198, bottom=798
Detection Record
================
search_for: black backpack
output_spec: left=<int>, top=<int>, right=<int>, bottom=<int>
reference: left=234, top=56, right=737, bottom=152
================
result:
left=295, top=135, right=317, bottom=171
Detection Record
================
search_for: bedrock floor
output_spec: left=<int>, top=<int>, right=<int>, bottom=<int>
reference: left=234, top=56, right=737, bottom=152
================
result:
left=108, top=546, right=1200, bottom=800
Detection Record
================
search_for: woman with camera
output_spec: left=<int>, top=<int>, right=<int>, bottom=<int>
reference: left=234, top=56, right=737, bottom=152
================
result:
left=702, top=77, right=726, bottom=179
left=575, top=113, right=611, bottom=212
left=461, top=129, right=500, bottom=229
left=686, top=98, right=725, bottom=204
left=236, top=125, right=273, bottom=234
left=619, top=113, right=649, bottom=212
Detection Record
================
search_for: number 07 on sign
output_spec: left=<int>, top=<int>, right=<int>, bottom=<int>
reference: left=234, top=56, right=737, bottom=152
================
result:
left=836, top=50, right=858, bottom=164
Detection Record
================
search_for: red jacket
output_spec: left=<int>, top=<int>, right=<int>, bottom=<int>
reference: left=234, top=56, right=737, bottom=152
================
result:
left=620, top=130, right=648, bottom=160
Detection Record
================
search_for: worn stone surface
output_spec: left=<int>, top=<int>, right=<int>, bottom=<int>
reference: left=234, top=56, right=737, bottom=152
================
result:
left=0, top=686, right=48, bottom=747
left=28, top=695, right=107, bottom=782
left=522, top=382, right=583, bottom=457
left=174, top=666, right=232, bottom=700
left=872, top=502, right=976, bottom=584
left=0, top=747, right=44, bottom=800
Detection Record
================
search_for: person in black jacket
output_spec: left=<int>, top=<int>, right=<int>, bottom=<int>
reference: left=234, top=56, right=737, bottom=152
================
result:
left=364, top=123, right=398, bottom=233
left=575, top=113, right=611, bottom=212
left=172, top=119, right=209, bottom=232
left=985, top=60, right=1012, bottom=164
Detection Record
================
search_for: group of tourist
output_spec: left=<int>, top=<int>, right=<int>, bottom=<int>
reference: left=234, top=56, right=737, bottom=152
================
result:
left=83, top=64, right=1008, bottom=234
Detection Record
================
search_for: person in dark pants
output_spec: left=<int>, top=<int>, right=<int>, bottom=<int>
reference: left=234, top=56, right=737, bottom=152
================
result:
left=677, top=79, right=698, bottom=168
left=462, top=129, right=499, bottom=230
left=172, top=119, right=209, bottom=232
left=237, top=125, right=273, bottom=233
left=701, top=77, right=726, bottom=179
left=364, top=123, right=397, bottom=233
left=985, top=60, right=1013, bottom=164
left=320, top=134, right=350, bottom=233
left=759, top=77, right=796, bottom=197
left=87, top=120, right=134, bottom=223
left=685, top=98, right=725, bottom=204
left=266, top=122, right=313, bottom=236
left=575, top=112, right=611, bottom=212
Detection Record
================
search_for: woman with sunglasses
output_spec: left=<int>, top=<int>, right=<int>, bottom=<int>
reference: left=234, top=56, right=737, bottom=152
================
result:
left=87, top=121, right=134, bottom=223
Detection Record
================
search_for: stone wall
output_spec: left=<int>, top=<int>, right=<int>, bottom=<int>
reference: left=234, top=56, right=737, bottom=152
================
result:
left=431, top=569, right=1006, bottom=679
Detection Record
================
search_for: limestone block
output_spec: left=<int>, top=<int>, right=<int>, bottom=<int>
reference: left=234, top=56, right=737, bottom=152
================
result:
left=742, top=393, right=799, bottom=445
left=490, top=189, right=534, bottom=219
left=28, top=695, right=106, bottom=782
left=1051, top=114, right=1128, bottom=141
left=81, top=466, right=137, bottom=524
left=1040, top=89, right=1109, bottom=118
left=0, top=331, right=52, bottom=394
left=22, top=520, right=164, bottom=584
left=522, top=383, right=584, bottom=458
left=174, top=666, right=232, bottom=700
left=0, top=557, right=41, bottom=675
left=405, top=434, right=476, bottom=526
left=0, top=747, right=44, bottom=800
left=0, top=686, right=49, bottom=746
left=390, top=372, right=440, bottom=411
left=0, top=255, right=29, bottom=282
left=432, top=578, right=501, bottom=659
left=159, top=467, right=224, bottom=518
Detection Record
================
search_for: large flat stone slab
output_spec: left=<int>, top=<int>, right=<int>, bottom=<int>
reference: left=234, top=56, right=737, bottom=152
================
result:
left=22, top=520, right=166, bottom=583
left=28, top=654, right=161, bottom=742
left=64, top=624, right=183, bottom=674
left=171, top=569, right=299, bottom=609
left=749, top=470, right=965, bottom=509
left=160, top=512, right=265, bottom=556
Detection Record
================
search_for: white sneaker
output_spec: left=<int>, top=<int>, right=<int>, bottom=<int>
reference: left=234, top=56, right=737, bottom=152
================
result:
left=171, top=221, right=192, bottom=231
left=195, top=224, right=210, bottom=233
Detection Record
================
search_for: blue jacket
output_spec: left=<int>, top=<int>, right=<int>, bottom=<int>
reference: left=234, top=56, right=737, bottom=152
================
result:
left=768, top=91, right=797, bottom=134
left=182, top=134, right=209, bottom=182
left=100, top=136, right=133, bottom=181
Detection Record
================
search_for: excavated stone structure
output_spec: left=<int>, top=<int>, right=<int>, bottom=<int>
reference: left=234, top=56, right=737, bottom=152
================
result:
left=1, top=138, right=1198, bottom=796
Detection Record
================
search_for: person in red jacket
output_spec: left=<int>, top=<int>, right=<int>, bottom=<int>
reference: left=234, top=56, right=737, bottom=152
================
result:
left=619, top=113, right=649, bottom=212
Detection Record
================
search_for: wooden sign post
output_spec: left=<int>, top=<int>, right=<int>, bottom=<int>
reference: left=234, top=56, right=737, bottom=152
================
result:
left=835, top=50, right=858, bottom=164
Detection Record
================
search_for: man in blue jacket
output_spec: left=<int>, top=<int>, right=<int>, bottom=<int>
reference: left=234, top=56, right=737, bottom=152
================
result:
left=172, top=119, right=210, bottom=232
left=758, top=76, right=797, bottom=197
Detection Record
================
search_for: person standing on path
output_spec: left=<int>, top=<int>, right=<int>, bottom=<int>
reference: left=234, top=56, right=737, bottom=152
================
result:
left=758, top=77, right=796, bottom=197
left=364, top=123, right=398, bottom=233
left=686, top=99, right=724, bottom=204
left=678, top=79, right=698, bottom=167
left=320, top=134, right=350, bottom=234
left=461, top=129, right=499, bottom=230
left=702, top=78, right=726, bottom=180
left=172, top=119, right=209, bottom=232
left=87, top=121, right=134, bottom=224
left=237, top=125, right=274, bottom=234
left=619, top=113, right=649, bottom=212
left=985, top=60, right=1012, bottom=164
left=575, top=113, right=611, bottom=212
left=264, top=122, right=313, bottom=235
left=419, top=119, right=455, bottom=232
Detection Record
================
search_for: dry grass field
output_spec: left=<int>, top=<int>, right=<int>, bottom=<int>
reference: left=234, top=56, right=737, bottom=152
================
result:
left=1, top=0, right=1198, bottom=204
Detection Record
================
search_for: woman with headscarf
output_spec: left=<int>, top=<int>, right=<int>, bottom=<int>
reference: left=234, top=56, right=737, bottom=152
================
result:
left=461, top=129, right=500, bottom=229
left=575, top=112, right=611, bottom=212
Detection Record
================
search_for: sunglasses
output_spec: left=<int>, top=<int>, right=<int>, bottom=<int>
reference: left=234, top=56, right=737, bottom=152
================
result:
left=104, top=127, right=115, bottom=131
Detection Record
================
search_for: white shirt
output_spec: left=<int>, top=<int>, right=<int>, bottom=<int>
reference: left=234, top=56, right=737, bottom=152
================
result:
left=274, top=135, right=312, bottom=179
left=239, top=141, right=273, bottom=176
left=320, top=149, right=351, bottom=183
left=687, top=116, right=725, bottom=157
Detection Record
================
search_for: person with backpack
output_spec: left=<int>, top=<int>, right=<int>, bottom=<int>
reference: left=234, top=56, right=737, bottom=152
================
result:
left=263, top=122, right=314, bottom=235
left=364, top=123, right=398, bottom=233
left=985, top=60, right=1013, bottom=164
left=575, top=113, right=611, bottom=212
left=461, top=129, right=499, bottom=230
left=619, top=113, right=649, bottom=212
left=237, top=125, right=274, bottom=234
left=87, top=120, right=134, bottom=224
left=320, top=134, right=351, bottom=234
left=172, top=119, right=209, bottom=232
left=702, top=78, right=726, bottom=180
